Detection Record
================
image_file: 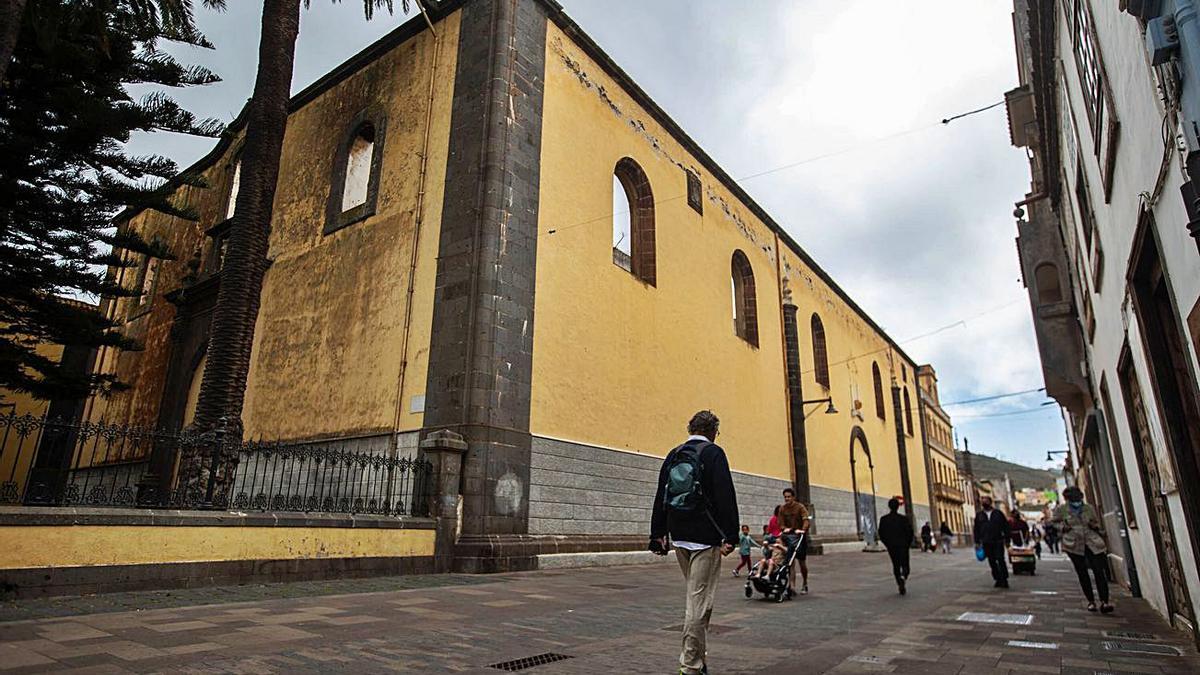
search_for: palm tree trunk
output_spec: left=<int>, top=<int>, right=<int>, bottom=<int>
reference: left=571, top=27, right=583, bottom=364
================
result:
left=0, top=0, right=28, bottom=91
left=185, top=0, right=301, bottom=493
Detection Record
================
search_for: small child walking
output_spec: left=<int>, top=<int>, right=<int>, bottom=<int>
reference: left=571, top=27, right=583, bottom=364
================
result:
left=733, top=524, right=755, bottom=577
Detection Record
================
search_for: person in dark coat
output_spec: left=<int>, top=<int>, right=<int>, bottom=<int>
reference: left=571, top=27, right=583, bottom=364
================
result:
left=973, top=496, right=1011, bottom=588
left=650, top=411, right=739, bottom=675
left=920, top=522, right=933, bottom=552
left=1043, top=521, right=1060, bottom=554
left=878, top=498, right=914, bottom=595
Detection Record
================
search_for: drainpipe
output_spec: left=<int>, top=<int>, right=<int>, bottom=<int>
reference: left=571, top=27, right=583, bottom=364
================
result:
left=389, top=0, right=441, bottom=458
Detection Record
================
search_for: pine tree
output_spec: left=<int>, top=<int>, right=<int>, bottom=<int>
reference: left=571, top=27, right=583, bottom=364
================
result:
left=0, top=0, right=223, bottom=402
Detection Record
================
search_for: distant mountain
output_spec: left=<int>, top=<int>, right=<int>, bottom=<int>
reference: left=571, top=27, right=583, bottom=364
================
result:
left=955, top=450, right=1061, bottom=491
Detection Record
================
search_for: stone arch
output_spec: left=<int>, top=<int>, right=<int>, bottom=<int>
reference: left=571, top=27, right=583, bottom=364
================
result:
left=849, top=425, right=874, bottom=539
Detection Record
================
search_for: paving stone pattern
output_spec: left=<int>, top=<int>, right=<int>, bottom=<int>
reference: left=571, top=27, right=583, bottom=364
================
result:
left=0, top=551, right=1196, bottom=673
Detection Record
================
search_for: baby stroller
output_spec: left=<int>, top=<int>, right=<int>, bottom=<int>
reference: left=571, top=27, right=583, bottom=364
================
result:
left=744, top=533, right=804, bottom=603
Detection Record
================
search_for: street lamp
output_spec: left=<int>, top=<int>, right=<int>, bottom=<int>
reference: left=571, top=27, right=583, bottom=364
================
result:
left=802, top=397, right=838, bottom=415
left=1046, top=449, right=1068, bottom=462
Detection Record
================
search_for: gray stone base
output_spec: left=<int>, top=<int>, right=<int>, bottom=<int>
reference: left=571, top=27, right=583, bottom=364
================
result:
left=528, top=435, right=931, bottom=543
left=529, top=435, right=792, bottom=537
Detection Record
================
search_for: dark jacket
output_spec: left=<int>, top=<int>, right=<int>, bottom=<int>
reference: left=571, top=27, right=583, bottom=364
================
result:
left=920, top=523, right=933, bottom=542
left=973, top=508, right=1011, bottom=546
left=650, top=439, right=739, bottom=547
left=878, top=511, right=913, bottom=551
left=940, top=522, right=953, bottom=537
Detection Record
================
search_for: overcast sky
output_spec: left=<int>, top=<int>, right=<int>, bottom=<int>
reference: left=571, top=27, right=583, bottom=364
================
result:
left=131, top=0, right=1066, bottom=470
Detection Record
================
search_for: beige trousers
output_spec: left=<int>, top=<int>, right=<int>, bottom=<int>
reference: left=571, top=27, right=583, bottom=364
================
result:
left=675, top=546, right=722, bottom=674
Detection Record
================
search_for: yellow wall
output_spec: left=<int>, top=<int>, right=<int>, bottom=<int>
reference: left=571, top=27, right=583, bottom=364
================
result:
left=534, top=25, right=929, bottom=506
left=0, top=342, right=65, bottom=496
left=84, top=12, right=462, bottom=443
left=0, top=524, right=433, bottom=569
left=241, top=13, right=458, bottom=441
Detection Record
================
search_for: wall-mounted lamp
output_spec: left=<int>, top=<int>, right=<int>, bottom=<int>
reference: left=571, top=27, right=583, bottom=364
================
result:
left=1046, top=449, right=1069, bottom=462
left=802, top=397, right=838, bottom=415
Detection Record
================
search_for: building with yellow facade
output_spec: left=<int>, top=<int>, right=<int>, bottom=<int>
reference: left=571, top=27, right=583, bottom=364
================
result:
left=917, top=365, right=965, bottom=537
left=83, top=0, right=932, bottom=569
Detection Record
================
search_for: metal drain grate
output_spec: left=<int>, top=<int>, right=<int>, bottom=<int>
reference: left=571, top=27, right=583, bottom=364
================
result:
left=489, top=653, right=575, bottom=671
left=1101, top=641, right=1182, bottom=656
left=1103, top=630, right=1159, bottom=641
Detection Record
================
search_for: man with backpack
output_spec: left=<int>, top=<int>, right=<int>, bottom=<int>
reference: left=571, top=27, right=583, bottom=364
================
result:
left=650, top=410, right=740, bottom=675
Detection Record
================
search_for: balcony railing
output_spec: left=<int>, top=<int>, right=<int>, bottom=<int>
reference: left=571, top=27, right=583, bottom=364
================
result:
left=933, top=483, right=965, bottom=503
left=0, top=412, right=432, bottom=517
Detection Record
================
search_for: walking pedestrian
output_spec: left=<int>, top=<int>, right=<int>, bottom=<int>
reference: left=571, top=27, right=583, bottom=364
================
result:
left=1044, top=521, right=1060, bottom=554
left=1008, top=508, right=1030, bottom=547
left=1051, top=486, right=1113, bottom=613
left=920, top=522, right=933, bottom=552
left=939, top=521, right=953, bottom=553
left=777, top=488, right=810, bottom=595
left=1031, top=523, right=1043, bottom=559
left=650, top=410, right=739, bottom=675
left=879, top=498, right=914, bottom=595
left=973, top=496, right=1011, bottom=588
left=733, top=525, right=754, bottom=577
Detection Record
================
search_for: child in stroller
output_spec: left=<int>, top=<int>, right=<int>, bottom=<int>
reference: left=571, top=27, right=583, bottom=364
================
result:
left=745, top=533, right=804, bottom=602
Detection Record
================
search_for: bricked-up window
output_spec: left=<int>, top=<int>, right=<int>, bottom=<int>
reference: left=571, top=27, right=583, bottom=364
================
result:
left=132, top=254, right=160, bottom=312
left=326, top=114, right=387, bottom=235
left=686, top=169, right=703, bottom=215
left=872, top=362, right=886, bottom=420
left=811, top=313, right=830, bottom=389
left=903, top=388, right=914, bottom=436
left=1035, top=263, right=1062, bottom=304
left=1070, top=0, right=1120, bottom=199
left=730, top=250, right=757, bottom=347
left=341, top=125, right=375, bottom=211
left=613, top=158, right=656, bottom=285
left=225, top=158, right=241, bottom=220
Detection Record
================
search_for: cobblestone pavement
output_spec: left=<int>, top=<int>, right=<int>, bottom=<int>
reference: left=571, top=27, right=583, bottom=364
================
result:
left=1, top=550, right=1197, bottom=674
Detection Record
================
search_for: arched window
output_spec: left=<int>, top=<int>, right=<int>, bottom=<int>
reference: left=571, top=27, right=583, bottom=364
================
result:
left=730, top=250, right=758, bottom=346
left=612, top=157, right=656, bottom=285
left=872, top=362, right=885, bottom=420
left=903, top=388, right=914, bottom=435
left=811, top=313, right=830, bottom=389
left=1034, top=263, right=1062, bottom=304
left=326, top=115, right=386, bottom=234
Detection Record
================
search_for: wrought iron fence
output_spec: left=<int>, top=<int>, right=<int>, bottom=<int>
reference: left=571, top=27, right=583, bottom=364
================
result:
left=0, top=412, right=432, bottom=517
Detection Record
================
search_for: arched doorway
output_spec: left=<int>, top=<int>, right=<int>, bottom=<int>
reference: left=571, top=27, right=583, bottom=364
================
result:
left=849, top=426, right=877, bottom=544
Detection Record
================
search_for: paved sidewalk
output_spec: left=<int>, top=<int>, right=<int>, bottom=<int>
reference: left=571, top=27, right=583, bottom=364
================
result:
left=0, top=549, right=1196, bottom=673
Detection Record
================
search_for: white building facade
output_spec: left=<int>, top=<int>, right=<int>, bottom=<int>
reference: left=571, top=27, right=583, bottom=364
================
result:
left=1008, top=0, right=1200, bottom=646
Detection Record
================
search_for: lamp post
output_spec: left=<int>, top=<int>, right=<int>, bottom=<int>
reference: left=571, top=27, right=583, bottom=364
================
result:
left=801, top=397, right=838, bottom=415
